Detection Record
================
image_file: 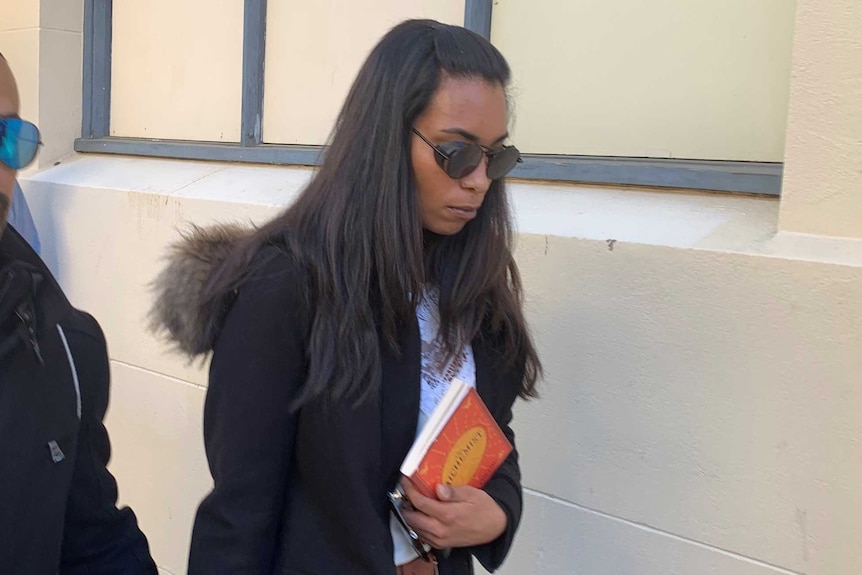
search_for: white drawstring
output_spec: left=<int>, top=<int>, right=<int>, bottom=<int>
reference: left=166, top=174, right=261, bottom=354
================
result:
left=56, top=324, right=82, bottom=419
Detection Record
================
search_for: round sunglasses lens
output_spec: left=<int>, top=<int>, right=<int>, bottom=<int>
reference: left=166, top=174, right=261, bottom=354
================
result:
left=487, top=146, right=521, bottom=180
left=15, top=121, right=40, bottom=169
left=0, top=119, right=40, bottom=170
left=0, top=125, right=14, bottom=169
left=446, top=144, right=484, bottom=179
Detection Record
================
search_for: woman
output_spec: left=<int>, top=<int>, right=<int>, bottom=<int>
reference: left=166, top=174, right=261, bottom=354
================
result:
left=151, top=19, right=540, bottom=575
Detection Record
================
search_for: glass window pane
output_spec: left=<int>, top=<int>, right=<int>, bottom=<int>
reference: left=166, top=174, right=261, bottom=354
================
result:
left=263, top=1, right=466, bottom=146
left=111, top=0, right=243, bottom=142
left=492, top=0, right=796, bottom=162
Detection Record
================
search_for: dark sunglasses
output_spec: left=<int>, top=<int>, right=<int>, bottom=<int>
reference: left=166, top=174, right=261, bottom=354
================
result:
left=0, top=118, right=41, bottom=170
left=412, top=128, right=521, bottom=180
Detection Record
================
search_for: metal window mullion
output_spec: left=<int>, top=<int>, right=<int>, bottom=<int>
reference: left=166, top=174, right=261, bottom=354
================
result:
left=241, top=0, right=267, bottom=147
left=81, top=0, right=112, bottom=139
left=464, top=0, right=493, bottom=40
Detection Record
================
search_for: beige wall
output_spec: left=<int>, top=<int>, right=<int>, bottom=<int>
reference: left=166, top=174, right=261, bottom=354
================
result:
left=262, top=0, right=465, bottom=145
left=492, top=0, right=796, bottom=161
left=778, top=0, right=862, bottom=239
left=21, top=154, right=862, bottom=575
left=12, top=1, right=862, bottom=574
left=111, top=0, right=243, bottom=142
left=0, top=0, right=83, bottom=169
left=0, top=0, right=39, bottom=125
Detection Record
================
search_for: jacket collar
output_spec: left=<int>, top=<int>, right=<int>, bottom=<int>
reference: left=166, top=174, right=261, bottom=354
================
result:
left=0, top=226, right=64, bottom=363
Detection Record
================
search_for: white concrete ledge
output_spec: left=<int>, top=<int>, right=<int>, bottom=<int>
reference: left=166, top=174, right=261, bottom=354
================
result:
left=25, top=153, right=775, bottom=246
left=25, top=154, right=862, bottom=268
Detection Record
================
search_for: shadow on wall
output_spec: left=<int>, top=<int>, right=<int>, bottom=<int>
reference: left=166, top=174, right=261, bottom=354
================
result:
left=18, top=178, right=67, bottom=280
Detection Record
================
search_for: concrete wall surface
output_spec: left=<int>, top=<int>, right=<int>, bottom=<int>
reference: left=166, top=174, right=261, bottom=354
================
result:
left=8, top=0, right=862, bottom=574
left=778, top=0, right=862, bottom=239
left=0, top=0, right=83, bottom=170
left=21, top=155, right=862, bottom=575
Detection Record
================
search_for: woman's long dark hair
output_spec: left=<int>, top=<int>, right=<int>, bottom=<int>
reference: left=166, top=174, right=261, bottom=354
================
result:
left=205, top=19, right=541, bottom=407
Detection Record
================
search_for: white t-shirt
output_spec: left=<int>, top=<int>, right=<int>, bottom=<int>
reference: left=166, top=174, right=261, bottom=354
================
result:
left=391, top=288, right=476, bottom=566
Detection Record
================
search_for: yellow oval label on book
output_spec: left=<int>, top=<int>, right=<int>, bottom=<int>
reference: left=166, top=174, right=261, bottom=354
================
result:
left=442, top=427, right=487, bottom=486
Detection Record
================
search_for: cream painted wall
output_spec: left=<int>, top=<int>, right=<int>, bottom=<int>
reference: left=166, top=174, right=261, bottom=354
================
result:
left=0, top=25, right=39, bottom=127
left=778, top=0, right=862, bottom=240
left=0, top=0, right=83, bottom=169
left=1, top=0, right=40, bottom=32
left=20, top=157, right=862, bottom=575
left=262, top=0, right=465, bottom=145
left=10, top=1, right=862, bottom=574
left=491, top=0, right=796, bottom=161
left=110, top=0, right=243, bottom=142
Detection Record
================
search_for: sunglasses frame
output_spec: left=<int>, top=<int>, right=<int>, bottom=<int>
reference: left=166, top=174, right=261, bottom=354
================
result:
left=0, top=117, right=42, bottom=170
left=412, top=128, right=521, bottom=180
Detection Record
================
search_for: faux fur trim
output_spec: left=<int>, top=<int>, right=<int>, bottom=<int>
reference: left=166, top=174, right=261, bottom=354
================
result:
left=149, top=223, right=254, bottom=357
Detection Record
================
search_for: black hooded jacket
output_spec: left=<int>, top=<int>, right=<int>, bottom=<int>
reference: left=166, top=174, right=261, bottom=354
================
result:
left=0, top=225, right=157, bottom=574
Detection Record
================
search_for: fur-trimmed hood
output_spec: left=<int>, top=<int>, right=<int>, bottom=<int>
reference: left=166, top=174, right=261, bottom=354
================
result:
left=149, top=223, right=255, bottom=358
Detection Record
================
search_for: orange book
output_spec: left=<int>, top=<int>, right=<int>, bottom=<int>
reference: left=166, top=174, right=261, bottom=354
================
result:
left=400, top=378, right=512, bottom=498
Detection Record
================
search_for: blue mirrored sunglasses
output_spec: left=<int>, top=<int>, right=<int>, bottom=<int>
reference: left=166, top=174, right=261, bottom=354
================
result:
left=0, top=118, right=41, bottom=170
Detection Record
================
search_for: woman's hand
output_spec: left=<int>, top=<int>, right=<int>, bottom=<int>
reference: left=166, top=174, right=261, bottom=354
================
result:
left=400, top=477, right=507, bottom=549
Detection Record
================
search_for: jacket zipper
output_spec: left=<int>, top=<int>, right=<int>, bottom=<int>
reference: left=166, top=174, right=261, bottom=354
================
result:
left=0, top=270, right=13, bottom=302
left=15, top=304, right=44, bottom=365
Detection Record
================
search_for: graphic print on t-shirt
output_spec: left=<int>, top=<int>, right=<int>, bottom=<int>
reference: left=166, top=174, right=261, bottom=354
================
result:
left=416, top=288, right=476, bottom=418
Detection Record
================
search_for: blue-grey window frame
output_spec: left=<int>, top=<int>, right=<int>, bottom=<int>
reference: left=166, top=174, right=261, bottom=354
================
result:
left=75, top=0, right=782, bottom=196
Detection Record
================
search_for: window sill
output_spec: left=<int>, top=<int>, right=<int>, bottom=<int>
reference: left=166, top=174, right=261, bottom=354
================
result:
left=22, top=153, right=862, bottom=267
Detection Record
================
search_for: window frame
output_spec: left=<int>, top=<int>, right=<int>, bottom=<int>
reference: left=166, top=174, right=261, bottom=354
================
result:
left=76, top=0, right=782, bottom=196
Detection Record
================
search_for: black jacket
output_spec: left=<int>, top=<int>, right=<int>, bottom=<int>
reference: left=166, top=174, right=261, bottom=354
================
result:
left=150, top=226, right=525, bottom=575
left=0, top=226, right=157, bottom=574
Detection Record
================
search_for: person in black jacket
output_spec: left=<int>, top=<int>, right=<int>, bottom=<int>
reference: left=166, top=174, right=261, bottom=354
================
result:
left=150, top=20, right=541, bottom=575
left=0, top=53, right=158, bottom=574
